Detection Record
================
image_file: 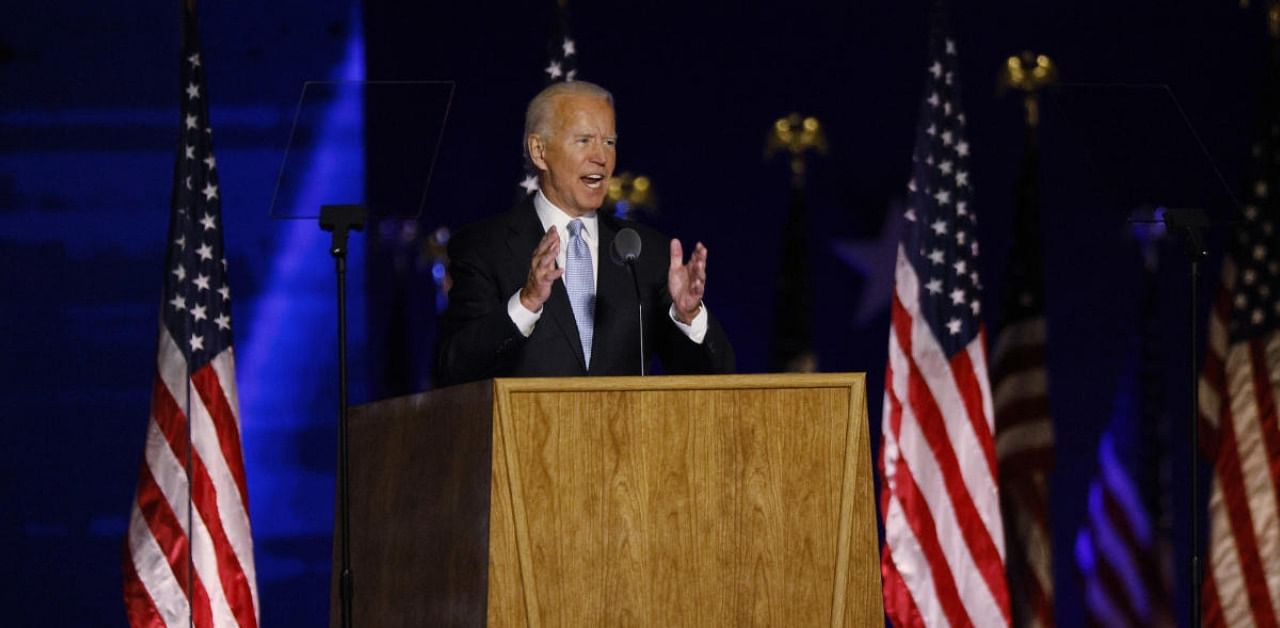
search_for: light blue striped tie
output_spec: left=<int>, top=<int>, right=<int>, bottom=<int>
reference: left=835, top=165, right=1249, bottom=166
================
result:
left=565, top=219, right=594, bottom=367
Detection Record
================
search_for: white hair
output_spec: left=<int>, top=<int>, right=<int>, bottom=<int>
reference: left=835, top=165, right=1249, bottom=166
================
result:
left=523, top=80, right=614, bottom=162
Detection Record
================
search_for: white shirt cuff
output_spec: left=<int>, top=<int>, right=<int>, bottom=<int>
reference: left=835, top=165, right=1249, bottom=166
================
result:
left=507, top=291, right=541, bottom=337
left=669, top=303, right=709, bottom=344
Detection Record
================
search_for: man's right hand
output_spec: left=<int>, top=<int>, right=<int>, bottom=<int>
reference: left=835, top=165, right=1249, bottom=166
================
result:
left=519, top=225, right=563, bottom=312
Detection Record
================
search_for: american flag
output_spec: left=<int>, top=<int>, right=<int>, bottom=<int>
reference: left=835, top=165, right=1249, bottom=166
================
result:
left=992, top=128, right=1055, bottom=627
left=1198, top=86, right=1280, bottom=627
left=879, top=12, right=1012, bottom=627
left=122, top=6, right=259, bottom=627
left=1074, top=231, right=1174, bottom=628
left=518, top=2, right=579, bottom=195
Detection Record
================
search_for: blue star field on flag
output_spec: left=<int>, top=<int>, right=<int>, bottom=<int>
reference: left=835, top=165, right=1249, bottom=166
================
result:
left=163, top=45, right=233, bottom=373
left=902, top=32, right=980, bottom=357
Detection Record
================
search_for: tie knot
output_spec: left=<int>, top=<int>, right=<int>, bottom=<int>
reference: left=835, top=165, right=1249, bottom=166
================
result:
left=568, top=219, right=584, bottom=238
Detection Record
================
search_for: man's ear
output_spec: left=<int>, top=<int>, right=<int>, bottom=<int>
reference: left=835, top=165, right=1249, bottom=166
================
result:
left=527, top=135, right=548, bottom=171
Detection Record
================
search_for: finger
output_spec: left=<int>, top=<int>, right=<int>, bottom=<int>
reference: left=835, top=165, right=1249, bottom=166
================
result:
left=539, top=245, right=559, bottom=270
left=535, top=227, right=559, bottom=255
left=535, top=236, right=559, bottom=264
left=536, top=264, right=562, bottom=283
left=669, top=238, right=684, bottom=270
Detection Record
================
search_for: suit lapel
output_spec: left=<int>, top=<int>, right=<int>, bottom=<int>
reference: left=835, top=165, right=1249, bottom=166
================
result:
left=506, top=201, right=587, bottom=372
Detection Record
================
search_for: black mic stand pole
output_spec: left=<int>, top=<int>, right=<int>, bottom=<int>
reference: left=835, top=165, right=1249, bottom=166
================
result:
left=1164, top=207, right=1208, bottom=628
left=319, top=203, right=366, bottom=628
left=624, top=260, right=645, bottom=376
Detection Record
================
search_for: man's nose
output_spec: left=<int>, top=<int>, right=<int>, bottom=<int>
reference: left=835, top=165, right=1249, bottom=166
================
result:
left=587, top=140, right=607, bottom=164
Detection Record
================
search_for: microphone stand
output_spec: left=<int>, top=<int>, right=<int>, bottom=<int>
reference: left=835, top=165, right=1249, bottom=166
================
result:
left=624, top=260, right=645, bottom=376
left=319, top=203, right=366, bottom=628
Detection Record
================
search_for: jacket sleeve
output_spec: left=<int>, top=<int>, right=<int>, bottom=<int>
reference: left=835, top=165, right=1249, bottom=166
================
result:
left=434, top=230, right=528, bottom=386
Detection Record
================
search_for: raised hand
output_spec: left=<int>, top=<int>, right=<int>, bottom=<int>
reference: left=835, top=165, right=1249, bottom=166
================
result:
left=668, top=238, right=707, bottom=324
left=520, top=226, right=563, bottom=312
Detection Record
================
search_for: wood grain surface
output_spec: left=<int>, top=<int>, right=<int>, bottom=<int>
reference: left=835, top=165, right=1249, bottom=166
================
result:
left=486, top=374, right=882, bottom=627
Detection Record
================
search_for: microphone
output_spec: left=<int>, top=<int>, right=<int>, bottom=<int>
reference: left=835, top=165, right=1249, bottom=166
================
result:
left=611, top=228, right=645, bottom=376
left=610, top=227, right=642, bottom=264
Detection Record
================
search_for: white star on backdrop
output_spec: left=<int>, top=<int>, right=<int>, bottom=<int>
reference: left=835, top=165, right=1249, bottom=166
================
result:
left=519, top=174, right=539, bottom=194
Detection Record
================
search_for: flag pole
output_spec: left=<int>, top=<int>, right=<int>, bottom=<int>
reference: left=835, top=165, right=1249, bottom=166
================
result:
left=180, top=5, right=196, bottom=626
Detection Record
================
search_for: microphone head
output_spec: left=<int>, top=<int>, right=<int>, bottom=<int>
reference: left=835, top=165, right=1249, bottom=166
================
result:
left=611, top=227, right=642, bottom=265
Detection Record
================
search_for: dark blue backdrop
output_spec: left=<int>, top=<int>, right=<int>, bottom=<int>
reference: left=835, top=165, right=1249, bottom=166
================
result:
left=0, top=1, right=1269, bottom=625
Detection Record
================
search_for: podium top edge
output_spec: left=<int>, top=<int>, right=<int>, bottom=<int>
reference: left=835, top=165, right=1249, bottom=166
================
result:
left=491, top=372, right=866, bottom=394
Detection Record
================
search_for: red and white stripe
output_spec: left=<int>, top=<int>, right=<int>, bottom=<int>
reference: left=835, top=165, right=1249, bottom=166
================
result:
left=881, top=246, right=1013, bottom=627
left=124, top=324, right=259, bottom=627
left=1199, top=259, right=1280, bottom=628
left=992, top=316, right=1055, bottom=628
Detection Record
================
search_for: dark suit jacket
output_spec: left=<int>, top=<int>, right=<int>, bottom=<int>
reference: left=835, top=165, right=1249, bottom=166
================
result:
left=435, top=199, right=735, bottom=386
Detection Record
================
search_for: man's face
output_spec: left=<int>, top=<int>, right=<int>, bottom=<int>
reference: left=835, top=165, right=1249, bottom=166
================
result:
left=529, top=94, right=617, bottom=217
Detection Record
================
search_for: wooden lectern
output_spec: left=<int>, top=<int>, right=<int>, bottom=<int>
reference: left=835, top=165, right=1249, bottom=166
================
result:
left=332, top=373, right=882, bottom=627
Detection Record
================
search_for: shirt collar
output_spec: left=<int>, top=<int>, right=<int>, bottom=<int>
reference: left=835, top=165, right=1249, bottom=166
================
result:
left=534, top=189, right=598, bottom=241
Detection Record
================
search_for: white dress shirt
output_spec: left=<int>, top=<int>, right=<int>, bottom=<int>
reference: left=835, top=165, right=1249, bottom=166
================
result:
left=506, top=190, right=708, bottom=343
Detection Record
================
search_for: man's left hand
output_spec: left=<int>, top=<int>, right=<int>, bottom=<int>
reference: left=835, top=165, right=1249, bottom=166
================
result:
left=668, top=239, right=707, bottom=324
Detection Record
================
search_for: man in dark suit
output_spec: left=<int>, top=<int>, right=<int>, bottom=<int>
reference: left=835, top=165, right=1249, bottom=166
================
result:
left=436, top=81, right=735, bottom=385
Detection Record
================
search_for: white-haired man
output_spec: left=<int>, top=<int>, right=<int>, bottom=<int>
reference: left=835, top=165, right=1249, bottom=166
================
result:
left=436, top=80, right=735, bottom=384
